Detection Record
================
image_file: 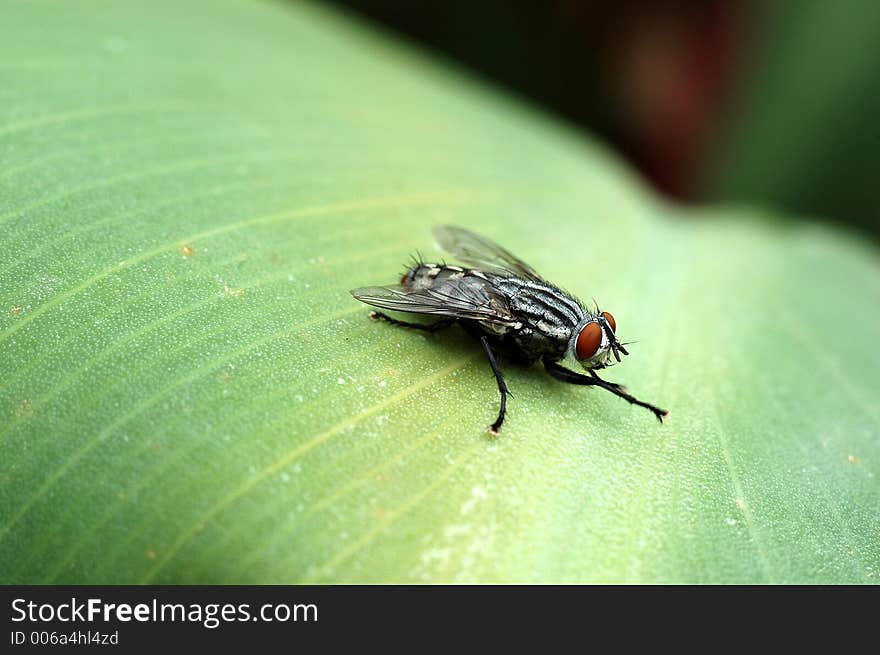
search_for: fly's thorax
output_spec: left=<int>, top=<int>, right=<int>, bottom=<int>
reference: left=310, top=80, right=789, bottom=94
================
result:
left=488, top=279, right=584, bottom=359
left=500, top=279, right=585, bottom=332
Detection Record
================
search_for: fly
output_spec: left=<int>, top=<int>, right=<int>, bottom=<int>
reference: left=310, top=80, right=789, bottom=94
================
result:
left=350, top=226, right=668, bottom=433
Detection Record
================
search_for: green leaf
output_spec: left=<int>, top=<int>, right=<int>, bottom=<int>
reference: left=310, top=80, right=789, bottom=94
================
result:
left=1, top=0, right=878, bottom=584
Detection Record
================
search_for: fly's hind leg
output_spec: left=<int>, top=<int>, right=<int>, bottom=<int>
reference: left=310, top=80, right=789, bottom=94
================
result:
left=480, top=336, right=509, bottom=434
left=369, top=311, right=455, bottom=333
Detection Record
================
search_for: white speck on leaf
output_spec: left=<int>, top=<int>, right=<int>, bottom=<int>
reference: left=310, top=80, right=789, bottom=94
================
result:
left=461, top=486, right=489, bottom=516
left=444, top=524, right=471, bottom=539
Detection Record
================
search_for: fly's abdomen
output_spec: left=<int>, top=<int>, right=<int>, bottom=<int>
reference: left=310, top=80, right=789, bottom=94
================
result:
left=400, top=263, right=513, bottom=336
left=401, top=263, right=475, bottom=291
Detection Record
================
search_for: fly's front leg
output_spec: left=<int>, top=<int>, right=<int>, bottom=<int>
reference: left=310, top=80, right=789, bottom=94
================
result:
left=544, top=359, right=668, bottom=422
left=588, top=369, right=626, bottom=393
left=480, top=336, right=509, bottom=434
left=369, top=311, right=455, bottom=333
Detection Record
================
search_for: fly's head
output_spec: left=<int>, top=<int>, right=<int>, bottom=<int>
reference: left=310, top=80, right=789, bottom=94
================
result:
left=568, top=311, right=629, bottom=370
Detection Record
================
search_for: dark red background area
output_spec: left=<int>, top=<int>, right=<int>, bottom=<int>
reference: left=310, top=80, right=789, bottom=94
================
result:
left=323, top=0, right=747, bottom=201
left=321, top=1, right=880, bottom=239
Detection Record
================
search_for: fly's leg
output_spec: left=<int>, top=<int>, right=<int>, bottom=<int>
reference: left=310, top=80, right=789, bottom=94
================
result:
left=480, top=336, right=509, bottom=434
left=544, top=359, right=668, bottom=422
left=369, top=311, right=455, bottom=333
left=588, top=369, right=626, bottom=392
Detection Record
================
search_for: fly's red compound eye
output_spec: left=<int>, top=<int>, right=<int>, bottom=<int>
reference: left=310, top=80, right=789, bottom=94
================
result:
left=601, top=311, right=616, bottom=333
left=575, top=322, right=603, bottom=360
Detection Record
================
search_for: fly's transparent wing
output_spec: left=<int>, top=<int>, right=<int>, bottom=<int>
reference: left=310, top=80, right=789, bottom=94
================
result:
left=433, top=225, right=545, bottom=282
left=350, top=279, right=517, bottom=326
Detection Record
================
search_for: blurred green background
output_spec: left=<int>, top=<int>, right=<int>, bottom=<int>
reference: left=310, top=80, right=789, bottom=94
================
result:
left=327, top=0, right=880, bottom=237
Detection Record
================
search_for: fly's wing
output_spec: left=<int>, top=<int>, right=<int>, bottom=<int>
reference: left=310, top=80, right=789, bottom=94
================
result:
left=350, top=278, right=517, bottom=326
left=433, top=225, right=546, bottom=282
